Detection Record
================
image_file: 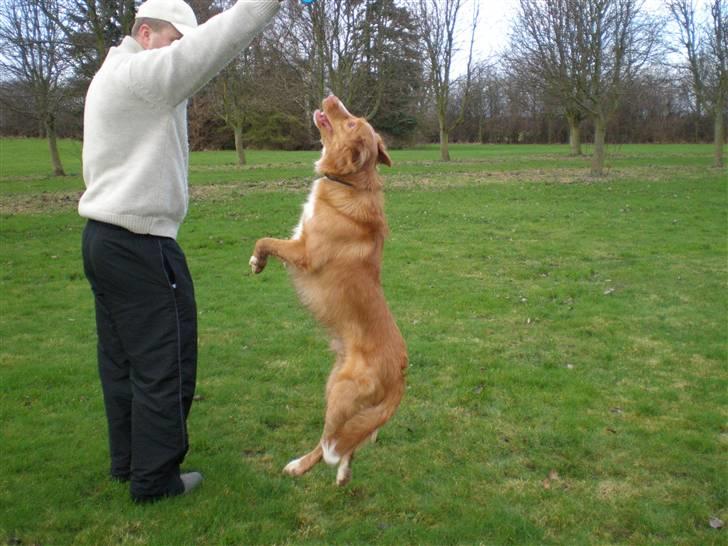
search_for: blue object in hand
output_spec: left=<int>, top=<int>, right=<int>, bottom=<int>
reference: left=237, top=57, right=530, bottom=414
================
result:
left=301, top=0, right=315, bottom=4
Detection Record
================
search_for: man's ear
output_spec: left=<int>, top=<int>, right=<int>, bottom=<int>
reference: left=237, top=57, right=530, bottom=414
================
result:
left=136, top=23, right=152, bottom=49
left=377, top=135, right=392, bottom=167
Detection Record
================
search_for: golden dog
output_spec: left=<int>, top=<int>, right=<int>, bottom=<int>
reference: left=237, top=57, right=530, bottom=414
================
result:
left=249, top=95, right=407, bottom=485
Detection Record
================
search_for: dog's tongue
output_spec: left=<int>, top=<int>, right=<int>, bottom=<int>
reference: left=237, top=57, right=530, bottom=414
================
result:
left=315, top=110, right=332, bottom=131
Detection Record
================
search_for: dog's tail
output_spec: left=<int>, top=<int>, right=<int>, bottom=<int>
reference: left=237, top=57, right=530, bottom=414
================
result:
left=321, top=395, right=401, bottom=465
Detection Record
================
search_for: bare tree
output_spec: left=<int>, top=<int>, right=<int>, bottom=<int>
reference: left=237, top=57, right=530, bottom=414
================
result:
left=579, top=0, right=659, bottom=175
left=271, top=1, right=382, bottom=123
left=40, top=0, right=135, bottom=82
left=509, top=0, right=590, bottom=155
left=0, top=0, right=72, bottom=176
left=460, top=62, right=494, bottom=143
left=416, top=0, right=479, bottom=160
left=267, top=0, right=422, bottom=145
left=212, top=38, right=272, bottom=165
left=668, top=0, right=727, bottom=167
left=214, top=55, right=256, bottom=166
left=511, top=0, right=657, bottom=171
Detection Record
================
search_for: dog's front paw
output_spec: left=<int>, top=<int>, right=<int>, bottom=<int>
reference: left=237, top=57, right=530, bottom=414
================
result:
left=249, top=254, right=267, bottom=274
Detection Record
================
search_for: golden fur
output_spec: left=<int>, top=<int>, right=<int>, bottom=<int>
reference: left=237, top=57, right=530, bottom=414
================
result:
left=249, top=95, right=407, bottom=485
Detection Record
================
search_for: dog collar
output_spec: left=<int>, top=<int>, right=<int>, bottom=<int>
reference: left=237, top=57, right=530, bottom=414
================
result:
left=324, top=173, right=354, bottom=188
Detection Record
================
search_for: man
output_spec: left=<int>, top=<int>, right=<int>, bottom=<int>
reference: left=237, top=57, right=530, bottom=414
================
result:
left=79, top=0, right=282, bottom=503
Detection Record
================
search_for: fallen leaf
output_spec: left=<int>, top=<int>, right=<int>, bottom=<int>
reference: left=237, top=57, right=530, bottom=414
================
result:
left=543, top=469, right=560, bottom=489
left=709, top=517, right=724, bottom=529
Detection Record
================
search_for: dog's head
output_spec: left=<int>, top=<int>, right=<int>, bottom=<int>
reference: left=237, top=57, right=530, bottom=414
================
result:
left=313, top=96, right=392, bottom=182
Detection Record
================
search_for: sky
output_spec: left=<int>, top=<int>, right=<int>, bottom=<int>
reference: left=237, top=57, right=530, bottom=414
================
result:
left=470, top=0, right=520, bottom=60
left=453, top=0, right=714, bottom=75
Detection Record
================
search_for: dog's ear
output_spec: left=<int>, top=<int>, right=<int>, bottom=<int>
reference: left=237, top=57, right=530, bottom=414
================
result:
left=377, top=135, right=392, bottom=167
left=350, top=144, right=363, bottom=169
left=326, top=139, right=364, bottom=175
left=348, top=137, right=372, bottom=171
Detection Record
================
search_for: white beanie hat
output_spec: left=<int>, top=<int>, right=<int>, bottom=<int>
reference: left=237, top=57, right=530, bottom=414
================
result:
left=136, top=0, right=198, bottom=35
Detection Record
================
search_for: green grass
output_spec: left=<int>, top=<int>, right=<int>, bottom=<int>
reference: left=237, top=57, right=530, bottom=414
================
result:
left=1, top=139, right=726, bottom=545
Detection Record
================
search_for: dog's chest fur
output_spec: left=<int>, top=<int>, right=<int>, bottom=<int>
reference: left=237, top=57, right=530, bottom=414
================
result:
left=292, top=179, right=320, bottom=240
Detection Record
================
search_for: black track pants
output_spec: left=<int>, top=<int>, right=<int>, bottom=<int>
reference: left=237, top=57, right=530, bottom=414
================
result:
left=82, top=220, right=197, bottom=502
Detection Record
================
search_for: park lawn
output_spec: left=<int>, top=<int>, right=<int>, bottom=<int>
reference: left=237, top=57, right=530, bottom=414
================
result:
left=0, top=138, right=718, bottom=193
left=0, top=140, right=726, bottom=545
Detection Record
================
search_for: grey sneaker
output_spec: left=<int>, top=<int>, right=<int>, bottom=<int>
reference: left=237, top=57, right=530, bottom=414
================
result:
left=181, top=472, right=203, bottom=495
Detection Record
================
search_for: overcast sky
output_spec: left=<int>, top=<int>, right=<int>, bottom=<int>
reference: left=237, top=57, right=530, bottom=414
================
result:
left=471, top=0, right=520, bottom=60
left=453, top=0, right=714, bottom=74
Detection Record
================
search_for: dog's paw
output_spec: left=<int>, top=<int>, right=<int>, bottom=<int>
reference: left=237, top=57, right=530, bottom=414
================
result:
left=336, top=465, right=352, bottom=487
left=249, top=255, right=266, bottom=274
left=283, top=457, right=305, bottom=477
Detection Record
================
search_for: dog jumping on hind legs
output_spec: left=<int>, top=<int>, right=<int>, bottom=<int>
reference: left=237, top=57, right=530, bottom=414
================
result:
left=249, top=95, right=407, bottom=486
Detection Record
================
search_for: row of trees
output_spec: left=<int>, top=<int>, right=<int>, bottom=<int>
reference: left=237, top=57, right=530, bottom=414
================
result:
left=508, top=0, right=726, bottom=173
left=450, top=64, right=719, bottom=144
left=0, top=0, right=725, bottom=177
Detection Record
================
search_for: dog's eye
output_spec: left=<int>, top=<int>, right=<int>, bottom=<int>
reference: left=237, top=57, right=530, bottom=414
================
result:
left=347, top=121, right=357, bottom=129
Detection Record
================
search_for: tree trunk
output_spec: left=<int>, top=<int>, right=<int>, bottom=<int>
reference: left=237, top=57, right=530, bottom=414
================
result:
left=546, top=116, right=554, bottom=144
left=591, top=115, right=607, bottom=177
left=694, top=113, right=700, bottom=144
left=567, top=113, right=582, bottom=156
left=234, top=125, right=246, bottom=166
left=440, top=126, right=451, bottom=161
left=713, top=106, right=724, bottom=168
left=46, top=115, right=65, bottom=177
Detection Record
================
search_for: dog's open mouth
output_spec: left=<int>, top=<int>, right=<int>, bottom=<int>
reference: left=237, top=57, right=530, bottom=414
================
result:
left=314, top=110, right=332, bottom=132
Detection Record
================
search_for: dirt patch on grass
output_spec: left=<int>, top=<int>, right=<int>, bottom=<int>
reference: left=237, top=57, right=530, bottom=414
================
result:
left=387, top=165, right=707, bottom=189
left=0, top=190, right=83, bottom=215
left=0, top=165, right=710, bottom=215
left=597, top=479, right=637, bottom=501
left=0, top=182, right=310, bottom=215
left=189, top=180, right=309, bottom=201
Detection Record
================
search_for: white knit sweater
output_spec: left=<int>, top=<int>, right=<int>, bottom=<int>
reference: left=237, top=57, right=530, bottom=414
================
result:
left=79, top=0, right=280, bottom=239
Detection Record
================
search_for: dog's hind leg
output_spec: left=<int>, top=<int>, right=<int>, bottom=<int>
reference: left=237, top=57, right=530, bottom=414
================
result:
left=336, top=452, right=353, bottom=486
left=283, top=443, right=323, bottom=477
left=320, top=377, right=365, bottom=466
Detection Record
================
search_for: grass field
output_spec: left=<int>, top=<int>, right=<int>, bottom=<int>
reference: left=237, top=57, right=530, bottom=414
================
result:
left=1, top=138, right=726, bottom=545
